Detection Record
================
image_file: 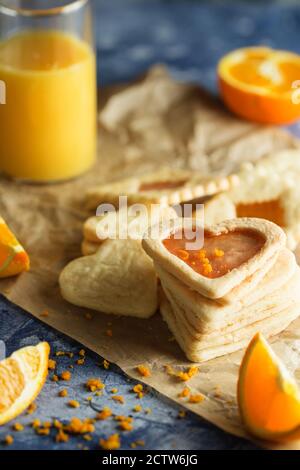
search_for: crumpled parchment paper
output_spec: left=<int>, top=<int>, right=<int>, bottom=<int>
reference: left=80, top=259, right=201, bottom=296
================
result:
left=1, top=66, right=300, bottom=449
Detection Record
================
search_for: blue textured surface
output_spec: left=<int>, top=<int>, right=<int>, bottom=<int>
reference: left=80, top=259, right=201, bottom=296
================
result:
left=1, top=0, right=300, bottom=450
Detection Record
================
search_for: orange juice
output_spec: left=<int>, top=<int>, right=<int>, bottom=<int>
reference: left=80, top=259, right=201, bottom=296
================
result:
left=0, top=30, right=97, bottom=181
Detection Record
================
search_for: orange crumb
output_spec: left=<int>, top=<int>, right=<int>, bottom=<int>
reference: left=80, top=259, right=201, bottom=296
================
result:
left=106, top=329, right=113, bottom=337
left=4, top=435, right=14, bottom=446
left=103, top=359, right=110, bottom=369
left=178, top=387, right=190, bottom=398
left=145, top=408, right=152, bottom=414
left=119, top=421, right=133, bottom=432
left=65, top=417, right=95, bottom=435
left=178, top=410, right=186, bottom=419
left=177, top=366, right=199, bottom=382
left=114, top=416, right=132, bottom=423
left=48, top=359, right=56, bottom=370
left=59, top=389, right=68, bottom=398
left=68, top=400, right=80, bottom=409
left=13, top=423, right=24, bottom=432
left=189, top=393, right=205, bottom=404
left=136, top=364, right=151, bottom=377
left=112, top=395, right=125, bottom=404
left=53, top=419, right=63, bottom=429
left=99, top=433, right=120, bottom=450
left=83, top=434, right=92, bottom=441
left=133, top=405, right=142, bottom=412
left=27, top=403, right=37, bottom=415
left=214, top=248, right=224, bottom=257
left=86, top=378, right=104, bottom=392
left=96, top=407, right=112, bottom=421
left=133, top=384, right=143, bottom=393
left=36, top=427, right=50, bottom=436
left=79, top=349, right=85, bottom=357
left=60, top=371, right=72, bottom=381
left=31, top=419, right=41, bottom=429
left=95, top=391, right=102, bottom=397
left=43, top=421, right=52, bottom=428
left=56, top=429, right=69, bottom=443
left=110, top=388, right=118, bottom=394
left=77, top=358, right=85, bottom=365
left=40, top=309, right=49, bottom=318
left=52, top=374, right=59, bottom=382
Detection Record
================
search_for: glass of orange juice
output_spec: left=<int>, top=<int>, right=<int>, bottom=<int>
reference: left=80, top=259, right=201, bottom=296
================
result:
left=0, top=0, right=97, bottom=182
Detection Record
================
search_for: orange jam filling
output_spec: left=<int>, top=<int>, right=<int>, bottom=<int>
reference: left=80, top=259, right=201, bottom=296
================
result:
left=236, top=200, right=285, bottom=227
left=139, top=180, right=187, bottom=191
left=163, top=228, right=265, bottom=278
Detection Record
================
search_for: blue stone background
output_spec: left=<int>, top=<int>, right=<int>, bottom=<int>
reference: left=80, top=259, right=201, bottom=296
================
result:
left=1, top=0, right=300, bottom=450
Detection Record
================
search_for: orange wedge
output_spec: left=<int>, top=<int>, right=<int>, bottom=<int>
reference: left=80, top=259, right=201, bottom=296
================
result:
left=238, top=333, right=300, bottom=442
left=0, top=342, right=50, bottom=425
left=0, top=216, right=30, bottom=278
left=218, top=46, right=300, bottom=124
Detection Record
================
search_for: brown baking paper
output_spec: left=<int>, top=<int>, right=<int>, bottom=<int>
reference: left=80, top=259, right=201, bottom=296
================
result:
left=1, top=66, right=300, bottom=450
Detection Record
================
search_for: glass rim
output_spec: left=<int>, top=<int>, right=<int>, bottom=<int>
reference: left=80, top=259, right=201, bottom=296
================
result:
left=0, top=0, right=89, bottom=17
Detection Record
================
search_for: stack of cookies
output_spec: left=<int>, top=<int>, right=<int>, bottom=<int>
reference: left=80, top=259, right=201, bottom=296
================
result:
left=142, top=217, right=300, bottom=362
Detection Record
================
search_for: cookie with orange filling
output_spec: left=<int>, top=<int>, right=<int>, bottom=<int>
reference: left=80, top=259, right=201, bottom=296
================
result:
left=85, top=167, right=239, bottom=210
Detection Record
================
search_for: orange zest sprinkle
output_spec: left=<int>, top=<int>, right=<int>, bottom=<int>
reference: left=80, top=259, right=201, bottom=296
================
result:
left=99, top=433, right=120, bottom=450
left=136, top=364, right=151, bottom=377
left=76, top=358, right=85, bottom=365
left=12, top=423, right=24, bottom=432
left=189, top=393, right=205, bottom=404
left=79, top=349, right=85, bottom=357
left=214, top=248, right=224, bottom=257
left=119, top=421, right=133, bottom=431
left=178, top=387, right=190, bottom=398
left=48, top=359, right=56, bottom=370
left=4, top=435, right=14, bottom=446
left=110, top=388, right=118, bottom=394
left=59, top=389, right=68, bottom=398
left=133, top=404, right=142, bottom=412
left=52, top=374, right=59, bottom=382
left=65, top=417, right=95, bottom=435
left=60, top=371, right=72, bottom=381
left=112, top=395, right=125, bottom=404
left=56, top=429, right=69, bottom=443
left=68, top=400, right=80, bottom=409
left=31, top=419, right=41, bottom=429
left=86, top=378, right=104, bottom=392
left=103, top=359, right=110, bottom=369
left=96, top=406, right=112, bottom=421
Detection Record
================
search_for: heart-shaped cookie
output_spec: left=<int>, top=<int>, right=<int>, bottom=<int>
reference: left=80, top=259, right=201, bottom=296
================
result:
left=59, top=238, right=157, bottom=318
left=142, top=217, right=286, bottom=299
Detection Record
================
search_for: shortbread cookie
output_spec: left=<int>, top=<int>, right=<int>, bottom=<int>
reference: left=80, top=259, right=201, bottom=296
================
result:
left=143, top=217, right=285, bottom=300
left=195, top=193, right=236, bottom=226
left=60, top=239, right=157, bottom=318
left=160, top=294, right=300, bottom=362
left=210, top=150, right=300, bottom=250
left=84, top=205, right=177, bottom=243
left=85, top=167, right=239, bottom=210
left=163, top=266, right=300, bottom=345
left=157, top=248, right=297, bottom=333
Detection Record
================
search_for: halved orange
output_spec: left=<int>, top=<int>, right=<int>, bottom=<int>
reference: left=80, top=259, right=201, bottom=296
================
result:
left=0, top=342, right=50, bottom=425
left=238, top=333, right=300, bottom=442
left=0, top=217, right=30, bottom=278
left=218, top=46, right=300, bottom=124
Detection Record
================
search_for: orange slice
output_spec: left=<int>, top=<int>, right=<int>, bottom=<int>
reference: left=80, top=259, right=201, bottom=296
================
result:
left=238, top=333, right=300, bottom=442
left=0, top=217, right=30, bottom=278
left=218, top=47, right=300, bottom=124
left=0, top=342, right=50, bottom=425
